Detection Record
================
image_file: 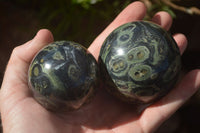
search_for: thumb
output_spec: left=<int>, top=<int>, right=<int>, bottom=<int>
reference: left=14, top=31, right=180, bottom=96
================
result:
left=0, top=29, right=54, bottom=112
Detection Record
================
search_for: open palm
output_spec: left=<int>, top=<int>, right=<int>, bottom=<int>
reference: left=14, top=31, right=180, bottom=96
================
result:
left=1, top=2, right=200, bottom=133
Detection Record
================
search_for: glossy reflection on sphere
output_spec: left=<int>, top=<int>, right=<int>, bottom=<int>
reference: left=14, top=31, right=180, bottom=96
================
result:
left=99, top=21, right=181, bottom=104
left=28, top=41, right=98, bottom=111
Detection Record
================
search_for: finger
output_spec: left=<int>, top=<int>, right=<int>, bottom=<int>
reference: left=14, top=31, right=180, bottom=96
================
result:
left=140, top=69, right=200, bottom=132
left=152, top=11, right=173, bottom=31
left=3, top=29, right=53, bottom=88
left=10, top=29, right=54, bottom=64
left=1, top=29, right=54, bottom=96
left=173, top=33, right=188, bottom=55
left=152, top=12, right=187, bottom=55
left=88, top=1, right=147, bottom=60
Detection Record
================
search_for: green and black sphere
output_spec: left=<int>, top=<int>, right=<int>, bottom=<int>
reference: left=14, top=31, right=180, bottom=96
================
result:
left=28, top=41, right=98, bottom=111
left=99, top=21, right=181, bottom=105
left=28, top=21, right=181, bottom=111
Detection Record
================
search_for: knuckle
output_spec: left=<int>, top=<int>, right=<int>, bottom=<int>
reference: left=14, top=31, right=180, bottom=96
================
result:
left=12, top=46, right=21, bottom=55
left=9, top=46, right=22, bottom=64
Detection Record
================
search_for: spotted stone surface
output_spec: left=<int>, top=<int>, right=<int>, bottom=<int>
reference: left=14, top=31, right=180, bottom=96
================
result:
left=99, top=21, right=181, bottom=104
left=28, top=41, right=98, bottom=111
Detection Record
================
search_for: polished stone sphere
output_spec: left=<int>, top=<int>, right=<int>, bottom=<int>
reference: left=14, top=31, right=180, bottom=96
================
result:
left=28, top=41, right=98, bottom=111
left=99, top=21, right=181, bottom=105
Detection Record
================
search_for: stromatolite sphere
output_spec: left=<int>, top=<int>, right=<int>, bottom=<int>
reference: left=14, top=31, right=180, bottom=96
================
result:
left=28, top=41, right=98, bottom=111
left=99, top=21, right=181, bottom=105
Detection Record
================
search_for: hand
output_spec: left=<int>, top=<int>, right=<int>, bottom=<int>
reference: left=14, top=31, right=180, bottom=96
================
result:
left=1, top=1, right=200, bottom=133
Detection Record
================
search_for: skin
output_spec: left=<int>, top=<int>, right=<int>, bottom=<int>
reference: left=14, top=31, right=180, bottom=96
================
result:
left=0, top=1, right=200, bottom=133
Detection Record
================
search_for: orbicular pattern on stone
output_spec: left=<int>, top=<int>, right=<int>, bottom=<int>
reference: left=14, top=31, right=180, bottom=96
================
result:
left=99, top=21, right=181, bottom=104
left=29, top=41, right=98, bottom=111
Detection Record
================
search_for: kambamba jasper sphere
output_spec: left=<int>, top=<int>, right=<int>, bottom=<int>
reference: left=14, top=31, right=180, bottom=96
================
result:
left=28, top=41, right=98, bottom=111
left=99, top=21, right=181, bottom=105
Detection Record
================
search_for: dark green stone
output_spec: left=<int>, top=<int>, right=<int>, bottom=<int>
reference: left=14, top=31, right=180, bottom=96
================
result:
left=99, top=21, right=181, bottom=105
left=28, top=41, right=98, bottom=111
